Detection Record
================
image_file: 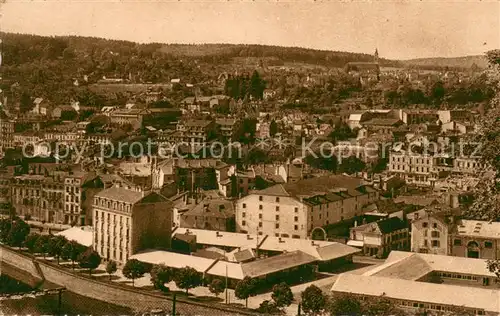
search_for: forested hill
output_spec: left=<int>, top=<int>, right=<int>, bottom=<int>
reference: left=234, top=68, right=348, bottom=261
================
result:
left=0, top=32, right=399, bottom=68
left=157, top=43, right=400, bottom=67
left=403, top=55, right=489, bottom=70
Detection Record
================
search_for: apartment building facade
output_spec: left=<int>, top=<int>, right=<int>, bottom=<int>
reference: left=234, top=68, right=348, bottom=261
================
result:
left=0, top=118, right=14, bottom=153
left=389, top=151, right=437, bottom=187
left=92, top=187, right=173, bottom=264
left=235, top=175, right=379, bottom=239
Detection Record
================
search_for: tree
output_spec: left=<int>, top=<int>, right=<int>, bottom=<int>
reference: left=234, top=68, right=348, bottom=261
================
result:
left=271, top=282, right=293, bottom=308
left=208, top=278, right=225, bottom=297
left=0, top=218, right=12, bottom=243
left=34, top=234, right=51, bottom=258
left=363, top=296, right=402, bottom=316
left=235, top=276, right=257, bottom=308
left=150, top=264, right=172, bottom=292
left=300, top=285, right=326, bottom=315
left=329, top=122, right=356, bottom=143
left=122, top=259, right=146, bottom=287
left=106, top=261, right=117, bottom=281
left=338, top=156, right=366, bottom=175
left=24, top=234, right=40, bottom=253
left=270, top=120, right=278, bottom=137
left=327, top=294, right=363, bottom=316
left=250, top=70, right=266, bottom=100
left=78, top=248, right=101, bottom=276
left=463, top=50, right=500, bottom=221
left=7, top=218, right=30, bottom=248
left=174, top=267, right=203, bottom=294
left=61, top=240, right=85, bottom=269
left=47, top=235, right=68, bottom=263
left=19, top=92, right=33, bottom=113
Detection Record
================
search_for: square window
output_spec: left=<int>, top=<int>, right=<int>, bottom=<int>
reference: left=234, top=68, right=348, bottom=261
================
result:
left=242, top=220, right=246, bottom=226
left=259, top=196, right=263, bottom=201
left=242, top=203, right=246, bottom=209
left=294, top=207, right=298, bottom=213
left=485, top=241, right=493, bottom=248
left=259, top=205, right=263, bottom=210
left=294, top=225, right=298, bottom=230
left=275, top=223, right=279, bottom=229
left=294, top=216, right=298, bottom=222
left=242, top=212, right=246, bottom=218
left=276, top=215, right=280, bottom=221
left=433, top=223, right=438, bottom=229
left=432, top=240, right=440, bottom=247
left=259, top=222, right=262, bottom=227
left=276, top=206, right=280, bottom=212
left=259, top=214, right=262, bottom=219
left=422, top=222, right=428, bottom=228
left=454, top=239, right=462, bottom=246
left=276, top=197, right=280, bottom=202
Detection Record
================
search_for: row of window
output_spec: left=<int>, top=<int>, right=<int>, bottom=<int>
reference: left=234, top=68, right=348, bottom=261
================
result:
left=65, top=187, right=80, bottom=194
left=94, top=198, right=132, bottom=212
left=99, top=247, right=129, bottom=262
left=423, top=230, right=440, bottom=238
left=453, top=239, right=493, bottom=248
left=95, top=212, right=130, bottom=226
left=437, top=272, right=479, bottom=281
left=423, top=239, right=440, bottom=247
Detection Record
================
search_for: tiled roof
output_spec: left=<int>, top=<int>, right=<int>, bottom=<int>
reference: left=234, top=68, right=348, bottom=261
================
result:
left=241, top=251, right=316, bottom=278
left=375, top=217, right=408, bottom=234
left=183, top=199, right=234, bottom=219
left=331, top=274, right=500, bottom=313
left=95, top=187, right=145, bottom=204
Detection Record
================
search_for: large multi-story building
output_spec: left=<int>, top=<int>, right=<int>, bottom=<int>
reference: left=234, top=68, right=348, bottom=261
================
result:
left=389, top=150, right=485, bottom=187
left=348, top=217, right=409, bottom=258
left=235, top=175, right=379, bottom=239
left=174, top=120, right=216, bottom=145
left=92, top=186, right=173, bottom=264
left=331, top=251, right=500, bottom=315
left=215, top=118, right=238, bottom=141
left=409, top=200, right=500, bottom=260
left=389, top=150, right=437, bottom=187
left=11, top=175, right=64, bottom=222
left=0, top=117, right=14, bottom=153
left=180, top=198, right=235, bottom=232
left=109, top=109, right=148, bottom=130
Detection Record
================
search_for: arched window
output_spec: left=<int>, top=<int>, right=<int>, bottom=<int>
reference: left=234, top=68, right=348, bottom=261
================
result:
left=467, top=241, right=479, bottom=248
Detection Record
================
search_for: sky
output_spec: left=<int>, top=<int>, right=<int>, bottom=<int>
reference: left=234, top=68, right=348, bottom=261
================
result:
left=1, top=0, right=499, bottom=60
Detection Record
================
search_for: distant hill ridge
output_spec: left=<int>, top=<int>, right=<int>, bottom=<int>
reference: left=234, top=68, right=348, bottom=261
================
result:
left=0, top=32, right=485, bottom=70
left=403, top=55, right=488, bottom=69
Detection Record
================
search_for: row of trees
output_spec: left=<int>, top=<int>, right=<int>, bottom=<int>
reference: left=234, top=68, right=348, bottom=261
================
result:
left=224, top=71, right=267, bottom=101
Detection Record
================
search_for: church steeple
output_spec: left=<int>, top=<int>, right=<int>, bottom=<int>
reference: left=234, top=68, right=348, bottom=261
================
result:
left=374, top=48, right=379, bottom=63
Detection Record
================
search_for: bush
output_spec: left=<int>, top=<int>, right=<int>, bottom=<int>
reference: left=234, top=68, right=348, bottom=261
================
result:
left=257, top=300, right=281, bottom=314
left=105, top=261, right=117, bottom=280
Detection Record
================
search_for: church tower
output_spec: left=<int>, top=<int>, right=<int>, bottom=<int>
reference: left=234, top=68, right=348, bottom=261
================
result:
left=374, top=48, right=379, bottom=63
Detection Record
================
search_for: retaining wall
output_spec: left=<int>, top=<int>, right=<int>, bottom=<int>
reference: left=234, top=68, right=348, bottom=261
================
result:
left=1, top=245, right=255, bottom=315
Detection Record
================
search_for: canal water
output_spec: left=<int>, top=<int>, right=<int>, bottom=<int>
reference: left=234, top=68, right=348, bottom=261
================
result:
left=0, top=274, right=133, bottom=315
